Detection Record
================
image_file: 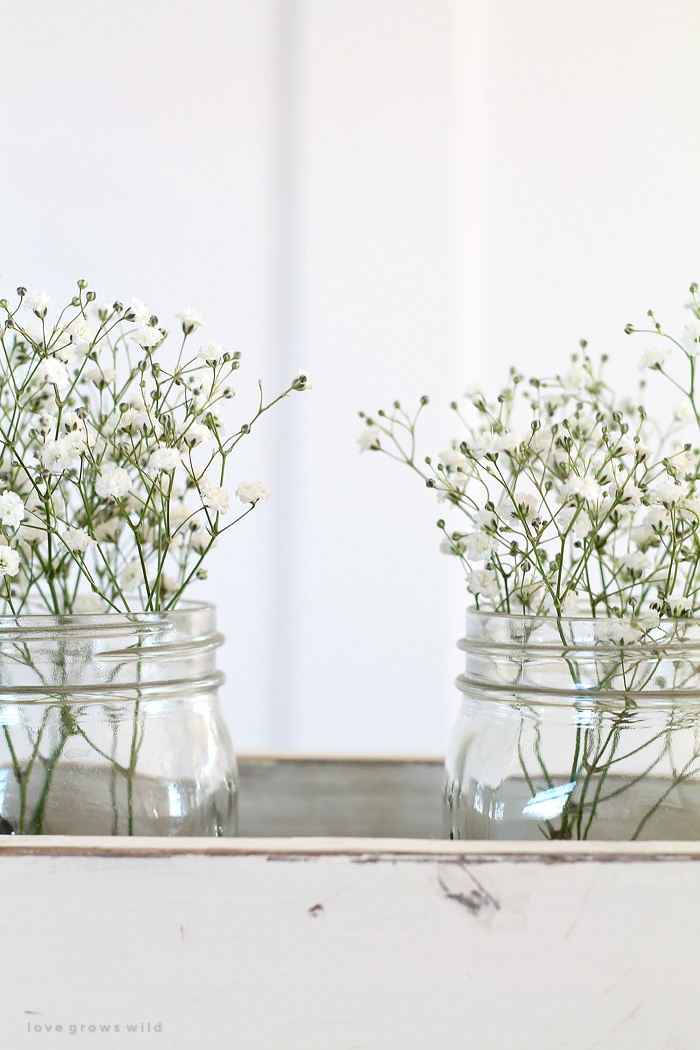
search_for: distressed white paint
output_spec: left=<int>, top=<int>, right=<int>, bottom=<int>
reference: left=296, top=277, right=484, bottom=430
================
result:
left=2, top=837, right=699, bottom=1049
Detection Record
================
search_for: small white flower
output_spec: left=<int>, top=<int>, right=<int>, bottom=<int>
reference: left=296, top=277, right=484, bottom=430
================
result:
left=197, top=342, right=226, bottom=365
left=62, top=527, right=96, bottom=553
left=84, top=367, right=117, bottom=388
left=31, top=411, right=57, bottom=439
left=55, top=343, right=77, bottom=366
left=201, top=402, right=227, bottom=433
left=358, top=425, right=382, bottom=452
left=668, top=595, right=694, bottom=616
left=557, top=504, right=592, bottom=538
left=674, top=402, right=695, bottom=422
left=638, top=346, right=670, bottom=371
left=26, top=290, right=54, bottom=318
left=682, top=495, right=700, bottom=519
left=561, top=591, right=580, bottom=615
left=40, top=436, right=78, bottom=472
left=474, top=507, right=498, bottom=531
left=510, top=491, right=539, bottom=523
left=516, top=578, right=546, bottom=609
left=619, top=551, right=651, bottom=576
left=471, top=430, right=499, bottom=458
left=466, top=567, right=499, bottom=599
left=117, top=407, right=150, bottom=434
left=439, top=447, right=468, bottom=472
left=148, top=446, right=181, bottom=473
left=596, top=619, right=641, bottom=646
left=601, top=494, right=633, bottom=523
left=681, top=318, right=700, bottom=356
left=160, top=574, right=179, bottom=594
left=94, top=518, right=122, bottom=543
left=36, top=358, right=69, bottom=389
left=176, top=421, right=210, bottom=449
left=199, top=478, right=230, bottom=515
left=67, top=317, right=95, bottom=348
left=60, top=411, right=87, bottom=436
left=616, top=483, right=645, bottom=509
left=635, top=442, right=655, bottom=462
left=73, top=593, right=108, bottom=614
left=187, top=371, right=216, bottom=398
left=465, top=532, right=495, bottom=561
left=474, top=428, right=522, bottom=457
left=669, top=448, right=697, bottom=479
left=168, top=501, right=194, bottom=532
left=16, top=522, right=45, bottom=547
left=0, top=546, right=20, bottom=577
left=644, top=506, right=672, bottom=531
left=95, top=464, right=131, bottom=500
left=132, top=325, right=162, bottom=348
left=0, top=492, right=25, bottom=530
left=62, top=430, right=87, bottom=457
left=651, top=479, right=687, bottom=507
left=176, top=307, right=205, bottom=333
left=631, top=525, right=655, bottom=548
left=191, top=529, right=216, bottom=554
left=235, top=480, right=270, bottom=505
left=562, top=475, right=603, bottom=504
left=609, top=436, right=636, bottom=458
left=493, top=430, right=523, bottom=455
left=129, top=298, right=152, bottom=324
left=563, top=365, right=587, bottom=389
left=634, top=611, right=661, bottom=632
left=545, top=590, right=581, bottom=615
left=120, top=559, right=144, bottom=591
left=530, top=427, right=554, bottom=453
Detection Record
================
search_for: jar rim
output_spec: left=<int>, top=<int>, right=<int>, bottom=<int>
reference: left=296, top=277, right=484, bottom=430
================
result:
left=0, top=599, right=215, bottom=635
left=465, top=606, right=700, bottom=628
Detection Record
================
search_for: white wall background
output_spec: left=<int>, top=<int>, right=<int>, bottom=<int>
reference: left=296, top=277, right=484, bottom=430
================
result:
left=1, top=0, right=700, bottom=753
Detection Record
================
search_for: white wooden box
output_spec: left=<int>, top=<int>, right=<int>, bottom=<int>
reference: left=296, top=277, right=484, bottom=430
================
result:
left=2, top=755, right=698, bottom=1049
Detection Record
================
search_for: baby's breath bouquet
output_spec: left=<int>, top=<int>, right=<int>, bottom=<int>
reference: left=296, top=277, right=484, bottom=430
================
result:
left=0, top=279, right=307, bottom=836
left=0, top=281, right=307, bottom=614
left=361, top=286, right=700, bottom=840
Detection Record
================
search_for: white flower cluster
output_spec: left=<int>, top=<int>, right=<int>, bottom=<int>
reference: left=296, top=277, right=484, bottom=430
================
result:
left=362, top=289, right=700, bottom=624
left=0, top=281, right=307, bottom=613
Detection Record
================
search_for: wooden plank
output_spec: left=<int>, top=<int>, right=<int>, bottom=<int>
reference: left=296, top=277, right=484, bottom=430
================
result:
left=237, top=755, right=444, bottom=837
left=2, top=838, right=699, bottom=1049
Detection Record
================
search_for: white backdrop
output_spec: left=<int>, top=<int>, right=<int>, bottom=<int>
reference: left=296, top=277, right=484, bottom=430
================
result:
left=1, top=0, right=700, bottom=752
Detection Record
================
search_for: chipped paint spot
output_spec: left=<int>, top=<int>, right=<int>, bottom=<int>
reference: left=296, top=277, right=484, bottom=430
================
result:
left=437, top=863, right=500, bottom=915
left=308, top=903, right=325, bottom=917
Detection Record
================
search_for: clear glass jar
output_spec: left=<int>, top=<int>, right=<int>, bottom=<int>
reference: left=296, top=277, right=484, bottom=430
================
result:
left=445, top=611, right=700, bottom=841
left=0, top=602, right=237, bottom=835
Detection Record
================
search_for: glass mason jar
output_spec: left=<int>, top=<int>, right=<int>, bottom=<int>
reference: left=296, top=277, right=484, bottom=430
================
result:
left=0, top=601, right=237, bottom=836
left=445, top=611, right=700, bottom=841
